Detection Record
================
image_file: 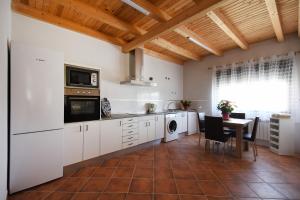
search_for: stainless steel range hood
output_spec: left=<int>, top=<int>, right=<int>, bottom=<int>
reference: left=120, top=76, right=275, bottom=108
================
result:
left=120, top=48, right=157, bottom=87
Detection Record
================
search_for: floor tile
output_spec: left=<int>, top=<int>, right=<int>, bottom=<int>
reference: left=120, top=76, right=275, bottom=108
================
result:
left=255, top=172, right=287, bottom=183
left=180, top=195, right=207, bottom=200
left=80, top=178, right=109, bottom=192
left=101, top=159, right=120, bottom=167
left=72, top=167, right=96, bottom=177
left=92, top=167, right=115, bottom=178
left=155, top=168, right=173, bottom=179
left=119, top=159, right=136, bottom=167
left=72, top=192, right=100, bottom=200
left=56, top=178, right=87, bottom=192
left=129, top=178, right=153, bottom=193
left=270, top=183, right=300, bottom=199
left=104, top=178, right=131, bottom=193
left=155, top=179, right=177, bottom=194
left=198, top=181, right=230, bottom=197
left=134, top=167, right=153, bottom=178
left=8, top=191, right=50, bottom=200
left=223, top=181, right=257, bottom=198
left=175, top=179, right=203, bottom=195
left=193, top=170, right=216, bottom=180
left=172, top=168, right=195, bottom=179
left=126, top=193, right=152, bottom=200
left=248, top=183, right=286, bottom=199
left=136, top=160, right=153, bottom=168
left=154, top=194, right=180, bottom=200
left=33, top=178, right=65, bottom=191
left=98, top=193, right=126, bottom=200
left=44, top=192, right=74, bottom=200
left=113, top=167, right=134, bottom=178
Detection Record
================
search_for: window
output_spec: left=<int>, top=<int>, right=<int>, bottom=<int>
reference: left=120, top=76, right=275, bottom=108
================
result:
left=212, top=54, right=295, bottom=121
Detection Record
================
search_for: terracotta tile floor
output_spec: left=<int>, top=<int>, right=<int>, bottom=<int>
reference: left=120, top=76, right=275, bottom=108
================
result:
left=8, top=134, right=300, bottom=200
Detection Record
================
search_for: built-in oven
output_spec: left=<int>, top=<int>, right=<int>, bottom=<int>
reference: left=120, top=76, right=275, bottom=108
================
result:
left=65, top=64, right=99, bottom=88
left=64, top=88, right=100, bottom=123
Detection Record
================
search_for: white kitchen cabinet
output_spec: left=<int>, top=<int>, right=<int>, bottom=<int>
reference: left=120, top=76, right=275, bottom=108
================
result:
left=139, top=116, right=156, bottom=144
left=100, top=119, right=122, bottom=155
left=64, top=121, right=100, bottom=166
left=83, top=121, right=100, bottom=160
left=177, top=112, right=187, bottom=133
left=63, top=123, right=84, bottom=166
left=188, top=112, right=199, bottom=135
left=155, top=115, right=165, bottom=139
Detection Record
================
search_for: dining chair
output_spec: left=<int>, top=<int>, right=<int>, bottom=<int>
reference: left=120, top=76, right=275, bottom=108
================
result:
left=243, top=117, right=259, bottom=161
left=197, top=112, right=205, bottom=145
left=204, top=116, right=231, bottom=162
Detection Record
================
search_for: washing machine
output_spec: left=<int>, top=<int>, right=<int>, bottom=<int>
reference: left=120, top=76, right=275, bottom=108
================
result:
left=164, top=113, right=179, bottom=142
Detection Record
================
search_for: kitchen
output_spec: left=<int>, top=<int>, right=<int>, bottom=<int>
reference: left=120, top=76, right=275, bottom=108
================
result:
left=1, top=0, right=300, bottom=199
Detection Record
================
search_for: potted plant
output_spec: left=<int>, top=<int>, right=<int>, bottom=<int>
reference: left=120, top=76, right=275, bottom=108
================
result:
left=217, top=100, right=236, bottom=120
left=181, top=100, right=191, bottom=110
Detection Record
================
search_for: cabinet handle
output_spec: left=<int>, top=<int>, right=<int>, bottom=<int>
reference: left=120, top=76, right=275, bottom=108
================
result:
left=80, top=125, right=82, bottom=132
left=128, top=119, right=133, bottom=121
left=128, top=137, right=133, bottom=139
left=128, top=125, right=133, bottom=127
left=128, top=131, right=133, bottom=133
left=128, top=143, right=133, bottom=145
left=120, top=121, right=122, bottom=126
left=86, top=125, right=88, bottom=131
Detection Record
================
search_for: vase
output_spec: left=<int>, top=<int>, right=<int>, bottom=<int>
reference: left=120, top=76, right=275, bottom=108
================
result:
left=222, top=113, right=230, bottom=120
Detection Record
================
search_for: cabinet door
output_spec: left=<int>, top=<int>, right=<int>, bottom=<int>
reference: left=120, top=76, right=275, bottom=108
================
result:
left=100, top=119, right=122, bottom=155
left=176, top=114, right=183, bottom=133
left=155, top=115, right=165, bottom=139
left=83, top=121, right=100, bottom=160
left=139, top=121, right=148, bottom=144
left=63, top=123, right=83, bottom=166
left=188, top=112, right=199, bottom=135
left=147, top=120, right=156, bottom=141
left=181, top=112, right=188, bottom=132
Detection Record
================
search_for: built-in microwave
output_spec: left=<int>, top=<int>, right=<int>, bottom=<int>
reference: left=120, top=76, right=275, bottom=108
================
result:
left=64, top=88, right=100, bottom=123
left=65, top=64, right=99, bottom=88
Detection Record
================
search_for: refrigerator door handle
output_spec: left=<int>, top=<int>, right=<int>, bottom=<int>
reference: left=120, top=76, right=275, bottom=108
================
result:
left=80, top=125, right=82, bottom=132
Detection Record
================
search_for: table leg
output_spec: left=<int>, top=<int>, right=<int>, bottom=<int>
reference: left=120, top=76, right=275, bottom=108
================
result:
left=235, top=126, right=243, bottom=158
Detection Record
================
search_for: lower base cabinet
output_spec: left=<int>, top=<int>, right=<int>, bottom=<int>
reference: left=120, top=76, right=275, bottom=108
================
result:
left=139, top=116, right=155, bottom=144
left=155, top=115, right=165, bottom=139
left=64, top=121, right=100, bottom=166
left=100, top=119, right=122, bottom=155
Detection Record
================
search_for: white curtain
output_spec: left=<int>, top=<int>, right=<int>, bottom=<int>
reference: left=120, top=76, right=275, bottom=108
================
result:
left=211, top=52, right=299, bottom=121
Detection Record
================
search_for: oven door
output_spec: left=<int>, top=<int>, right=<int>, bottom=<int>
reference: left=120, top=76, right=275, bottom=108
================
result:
left=64, top=96, right=100, bottom=123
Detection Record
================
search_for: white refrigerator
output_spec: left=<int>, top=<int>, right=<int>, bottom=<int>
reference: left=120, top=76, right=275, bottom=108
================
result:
left=9, top=42, right=64, bottom=194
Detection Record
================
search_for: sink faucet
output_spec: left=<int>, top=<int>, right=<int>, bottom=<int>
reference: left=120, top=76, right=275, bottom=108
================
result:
left=166, top=101, right=177, bottom=110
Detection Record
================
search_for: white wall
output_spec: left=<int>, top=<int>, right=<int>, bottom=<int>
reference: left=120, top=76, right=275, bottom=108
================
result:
left=11, top=13, right=183, bottom=114
left=183, top=33, right=300, bottom=153
left=0, top=0, right=11, bottom=199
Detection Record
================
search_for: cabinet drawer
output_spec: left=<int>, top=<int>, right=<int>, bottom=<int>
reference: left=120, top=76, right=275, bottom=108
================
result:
left=122, top=118, right=138, bottom=124
left=123, top=128, right=138, bottom=136
left=139, top=116, right=155, bottom=121
left=122, top=140, right=139, bottom=149
left=122, top=122, right=138, bottom=130
left=122, top=134, right=138, bottom=143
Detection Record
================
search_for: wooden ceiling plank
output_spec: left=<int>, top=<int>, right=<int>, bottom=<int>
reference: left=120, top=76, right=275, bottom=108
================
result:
left=207, top=9, right=248, bottom=50
left=131, top=0, right=171, bottom=22
left=122, top=0, right=223, bottom=53
left=12, top=2, right=126, bottom=46
left=54, top=0, right=146, bottom=35
left=264, top=0, right=284, bottom=42
left=174, top=26, right=223, bottom=56
left=144, top=48, right=184, bottom=65
left=298, top=0, right=300, bottom=37
left=131, top=0, right=221, bottom=56
left=151, top=38, right=201, bottom=61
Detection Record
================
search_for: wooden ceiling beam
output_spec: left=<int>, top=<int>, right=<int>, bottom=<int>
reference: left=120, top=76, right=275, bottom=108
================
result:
left=174, top=26, right=223, bottom=56
left=144, top=48, right=184, bottom=65
left=122, top=0, right=222, bottom=53
left=131, top=0, right=171, bottom=22
left=264, top=0, right=284, bottom=42
left=207, top=9, right=248, bottom=49
left=130, top=0, right=222, bottom=56
left=151, top=38, right=201, bottom=61
left=55, top=0, right=146, bottom=35
left=12, top=2, right=126, bottom=46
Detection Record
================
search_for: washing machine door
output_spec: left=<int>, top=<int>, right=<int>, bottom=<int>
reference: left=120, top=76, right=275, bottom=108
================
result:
left=167, top=120, right=177, bottom=134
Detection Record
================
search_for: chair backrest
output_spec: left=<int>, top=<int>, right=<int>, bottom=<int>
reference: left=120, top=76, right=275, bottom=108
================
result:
left=197, top=112, right=205, bottom=132
left=250, top=117, right=260, bottom=141
left=204, top=116, right=227, bottom=142
left=230, top=112, right=245, bottom=119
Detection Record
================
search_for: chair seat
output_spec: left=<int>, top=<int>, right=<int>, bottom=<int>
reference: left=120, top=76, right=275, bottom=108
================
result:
left=243, top=133, right=252, bottom=141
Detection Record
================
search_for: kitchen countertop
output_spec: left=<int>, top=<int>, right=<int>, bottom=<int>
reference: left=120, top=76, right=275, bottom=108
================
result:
left=100, top=110, right=189, bottom=121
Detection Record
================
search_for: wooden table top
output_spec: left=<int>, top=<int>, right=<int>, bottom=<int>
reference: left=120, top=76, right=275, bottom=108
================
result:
left=223, top=118, right=252, bottom=126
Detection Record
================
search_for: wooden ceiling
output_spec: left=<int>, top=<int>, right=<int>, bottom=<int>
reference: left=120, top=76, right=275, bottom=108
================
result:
left=12, top=0, right=299, bottom=65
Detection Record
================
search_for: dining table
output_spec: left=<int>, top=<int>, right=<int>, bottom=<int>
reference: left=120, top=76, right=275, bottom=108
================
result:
left=223, top=118, right=253, bottom=158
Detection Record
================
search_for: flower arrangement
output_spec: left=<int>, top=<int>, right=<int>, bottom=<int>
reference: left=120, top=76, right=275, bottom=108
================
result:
left=181, top=100, right=192, bottom=110
left=217, top=100, right=236, bottom=120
